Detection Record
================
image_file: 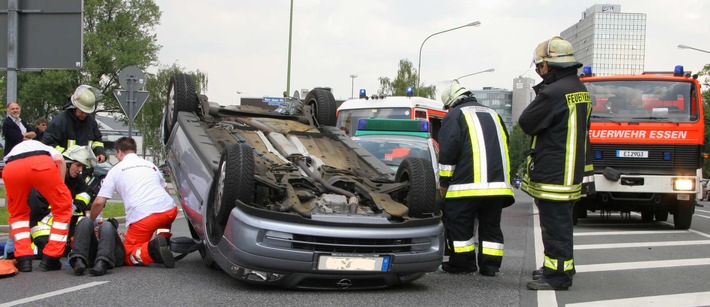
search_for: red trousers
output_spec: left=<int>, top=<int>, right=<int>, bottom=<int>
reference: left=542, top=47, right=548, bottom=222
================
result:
left=124, top=207, right=177, bottom=266
left=4, top=155, right=73, bottom=258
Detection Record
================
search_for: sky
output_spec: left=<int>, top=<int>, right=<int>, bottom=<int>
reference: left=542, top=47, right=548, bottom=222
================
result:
left=153, top=0, right=710, bottom=105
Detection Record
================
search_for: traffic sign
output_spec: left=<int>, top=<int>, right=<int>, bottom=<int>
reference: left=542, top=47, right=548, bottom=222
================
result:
left=114, top=89, right=149, bottom=121
left=118, top=66, right=146, bottom=90
left=263, top=97, right=286, bottom=106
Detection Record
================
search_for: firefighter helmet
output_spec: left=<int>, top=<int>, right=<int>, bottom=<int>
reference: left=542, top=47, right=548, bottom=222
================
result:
left=440, top=81, right=470, bottom=109
left=70, top=85, right=102, bottom=113
left=63, top=145, right=96, bottom=167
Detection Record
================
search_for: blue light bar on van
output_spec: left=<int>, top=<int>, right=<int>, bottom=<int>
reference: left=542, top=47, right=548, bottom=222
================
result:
left=674, top=65, right=684, bottom=77
left=359, top=89, right=367, bottom=99
left=583, top=66, right=592, bottom=77
left=406, top=86, right=414, bottom=97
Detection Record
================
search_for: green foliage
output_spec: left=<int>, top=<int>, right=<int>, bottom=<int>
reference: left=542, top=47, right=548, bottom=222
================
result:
left=140, top=64, right=207, bottom=162
left=508, top=123, right=531, bottom=179
left=378, top=59, right=436, bottom=99
left=700, top=63, right=710, bottom=178
left=0, top=207, right=7, bottom=227
left=102, top=202, right=126, bottom=218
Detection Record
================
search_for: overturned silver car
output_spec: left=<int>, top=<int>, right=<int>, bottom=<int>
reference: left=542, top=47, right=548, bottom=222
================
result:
left=162, top=74, right=443, bottom=289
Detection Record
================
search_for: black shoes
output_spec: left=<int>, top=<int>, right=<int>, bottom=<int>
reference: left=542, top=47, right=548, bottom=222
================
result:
left=441, top=262, right=476, bottom=274
left=526, top=278, right=569, bottom=291
left=90, top=259, right=109, bottom=276
left=39, top=255, right=62, bottom=271
left=479, top=269, right=497, bottom=277
left=70, top=258, right=87, bottom=276
left=532, top=267, right=543, bottom=280
left=148, top=236, right=175, bottom=268
left=15, top=256, right=33, bottom=272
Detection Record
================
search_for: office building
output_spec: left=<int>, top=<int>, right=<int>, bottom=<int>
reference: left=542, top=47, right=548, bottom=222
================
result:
left=471, top=87, right=513, bottom=131
left=511, top=76, right=536, bottom=124
left=561, top=4, right=646, bottom=75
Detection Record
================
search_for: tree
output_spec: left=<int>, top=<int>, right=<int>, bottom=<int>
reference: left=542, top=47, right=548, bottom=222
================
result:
left=139, top=64, right=207, bottom=162
left=698, top=63, right=710, bottom=178
left=507, top=123, right=531, bottom=179
left=9, top=0, right=161, bottom=123
left=378, top=59, right=436, bottom=99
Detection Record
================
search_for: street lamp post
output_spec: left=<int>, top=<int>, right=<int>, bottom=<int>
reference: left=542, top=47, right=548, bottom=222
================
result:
left=678, top=44, right=710, bottom=54
left=454, top=68, right=495, bottom=81
left=417, top=21, right=481, bottom=96
left=350, top=74, right=358, bottom=98
left=286, top=0, right=294, bottom=98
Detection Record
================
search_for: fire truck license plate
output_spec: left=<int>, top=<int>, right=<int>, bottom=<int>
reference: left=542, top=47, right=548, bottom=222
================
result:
left=616, top=150, right=648, bottom=158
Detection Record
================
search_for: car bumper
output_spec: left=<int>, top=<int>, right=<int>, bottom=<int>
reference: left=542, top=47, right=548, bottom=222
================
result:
left=210, top=202, right=444, bottom=289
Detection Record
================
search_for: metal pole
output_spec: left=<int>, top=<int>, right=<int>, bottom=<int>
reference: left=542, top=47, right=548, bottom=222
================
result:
left=417, top=21, right=480, bottom=96
left=677, top=44, right=710, bottom=54
left=349, top=74, right=357, bottom=98
left=128, top=78, right=134, bottom=137
left=454, top=68, right=495, bottom=81
left=6, top=0, right=19, bottom=105
left=286, top=0, right=294, bottom=98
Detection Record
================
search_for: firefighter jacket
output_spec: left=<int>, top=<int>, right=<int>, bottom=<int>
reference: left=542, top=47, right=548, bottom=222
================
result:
left=519, top=67, right=592, bottom=201
left=29, top=173, right=91, bottom=239
left=42, top=106, right=106, bottom=157
left=438, top=97, right=515, bottom=206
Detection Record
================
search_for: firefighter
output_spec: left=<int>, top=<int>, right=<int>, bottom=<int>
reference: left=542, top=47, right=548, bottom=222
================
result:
left=42, top=85, right=107, bottom=173
left=438, top=81, right=515, bottom=276
left=519, top=36, right=592, bottom=290
left=3, top=139, right=73, bottom=272
left=29, top=145, right=96, bottom=256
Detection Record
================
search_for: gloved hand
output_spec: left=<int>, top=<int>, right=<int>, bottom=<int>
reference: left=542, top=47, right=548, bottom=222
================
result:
left=73, top=199, right=87, bottom=213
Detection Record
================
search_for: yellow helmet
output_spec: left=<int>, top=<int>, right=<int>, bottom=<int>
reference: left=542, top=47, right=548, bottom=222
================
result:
left=532, top=36, right=580, bottom=67
left=62, top=145, right=96, bottom=167
left=70, top=85, right=102, bottom=113
left=440, top=81, right=470, bottom=108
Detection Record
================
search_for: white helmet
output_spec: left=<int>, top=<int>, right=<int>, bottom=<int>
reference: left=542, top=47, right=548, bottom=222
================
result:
left=70, top=85, right=102, bottom=113
left=63, top=145, right=97, bottom=168
left=532, top=36, right=582, bottom=68
left=440, top=81, right=470, bottom=108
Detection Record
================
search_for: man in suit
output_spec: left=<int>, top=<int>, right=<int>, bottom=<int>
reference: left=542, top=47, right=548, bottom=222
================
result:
left=2, top=102, right=36, bottom=158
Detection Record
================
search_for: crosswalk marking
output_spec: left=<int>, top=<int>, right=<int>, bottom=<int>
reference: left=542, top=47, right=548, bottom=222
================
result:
left=566, top=291, right=710, bottom=307
left=575, top=240, right=710, bottom=250
left=575, top=258, right=710, bottom=273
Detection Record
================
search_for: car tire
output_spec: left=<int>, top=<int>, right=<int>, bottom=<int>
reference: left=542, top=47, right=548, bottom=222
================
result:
left=165, top=74, right=199, bottom=143
left=214, top=143, right=255, bottom=226
left=654, top=208, right=669, bottom=222
left=304, top=88, right=337, bottom=127
left=673, top=199, right=694, bottom=230
left=395, top=157, right=436, bottom=218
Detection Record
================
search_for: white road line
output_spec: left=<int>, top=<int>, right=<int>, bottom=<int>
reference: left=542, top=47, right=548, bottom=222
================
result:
left=693, top=214, right=710, bottom=219
left=575, top=258, right=710, bottom=273
left=566, top=291, right=710, bottom=307
left=696, top=209, right=710, bottom=214
left=575, top=230, right=687, bottom=236
left=0, top=281, right=109, bottom=307
left=575, top=240, right=710, bottom=250
left=532, top=205, right=558, bottom=306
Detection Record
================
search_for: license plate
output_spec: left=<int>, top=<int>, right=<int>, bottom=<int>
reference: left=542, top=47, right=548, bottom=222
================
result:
left=616, top=150, right=648, bottom=158
left=317, top=255, right=390, bottom=271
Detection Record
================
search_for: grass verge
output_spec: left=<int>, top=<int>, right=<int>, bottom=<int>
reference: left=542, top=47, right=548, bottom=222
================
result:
left=0, top=203, right=125, bottom=231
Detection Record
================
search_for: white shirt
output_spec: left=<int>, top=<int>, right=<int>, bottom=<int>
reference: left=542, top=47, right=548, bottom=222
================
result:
left=4, top=139, right=60, bottom=162
left=11, top=116, right=27, bottom=135
left=98, top=153, right=176, bottom=226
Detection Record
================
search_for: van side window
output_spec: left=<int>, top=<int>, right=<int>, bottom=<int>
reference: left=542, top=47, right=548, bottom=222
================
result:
left=414, top=110, right=427, bottom=120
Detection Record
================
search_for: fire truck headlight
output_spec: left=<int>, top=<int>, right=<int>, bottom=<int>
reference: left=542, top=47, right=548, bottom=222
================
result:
left=673, top=178, right=695, bottom=191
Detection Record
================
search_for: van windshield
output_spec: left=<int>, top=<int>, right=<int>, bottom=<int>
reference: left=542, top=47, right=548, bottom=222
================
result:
left=336, top=108, right=412, bottom=136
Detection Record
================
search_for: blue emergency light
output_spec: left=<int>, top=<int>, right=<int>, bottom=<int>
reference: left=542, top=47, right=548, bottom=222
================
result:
left=406, top=86, right=414, bottom=97
left=674, top=65, right=684, bottom=77
left=594, top=151, right=603, bottom=160
left=583, top=66, right=593, bottom=77
left=359, top=89, right=367, bottom=99
left=663, top=152, right=672, bottom=161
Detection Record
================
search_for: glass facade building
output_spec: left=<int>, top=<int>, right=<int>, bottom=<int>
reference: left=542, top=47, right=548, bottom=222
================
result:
left=561, top=4, right=646, bottom=75
left=471, top=87, right=513, bottom=131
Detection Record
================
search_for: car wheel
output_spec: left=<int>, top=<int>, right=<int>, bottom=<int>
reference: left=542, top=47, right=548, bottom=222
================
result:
left=165, top=74, right=199, bottom=142
left=304, top=88, right=336, bottom=127
left=215, top=143, right=255, bottom=226
left=394, top=157, right=436, bottom=218
left=673, top=199, right=694, bottom=230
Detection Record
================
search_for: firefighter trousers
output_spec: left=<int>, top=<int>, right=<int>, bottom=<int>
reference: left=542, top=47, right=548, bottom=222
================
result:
left=535, top=198, right=575, bottom=288
left=443, top=196, right=505, bottom=272
left=4, top=155, right=73, bottom=259
left=124, top=207, right=177, bottom=266
left=68, top=218, right=125, bottom=268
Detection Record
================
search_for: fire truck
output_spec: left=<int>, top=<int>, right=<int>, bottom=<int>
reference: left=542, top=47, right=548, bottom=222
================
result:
left=576, top=65, right=705, bottom=230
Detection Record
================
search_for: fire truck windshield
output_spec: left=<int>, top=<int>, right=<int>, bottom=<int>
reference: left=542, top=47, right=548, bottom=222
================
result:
left=584, top=80, right=696, bottom=123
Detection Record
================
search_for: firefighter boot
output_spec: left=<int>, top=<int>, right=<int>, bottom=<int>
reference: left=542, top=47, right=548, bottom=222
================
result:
left=15, top=256, right=33, bottom=272
left=148, top=236, right=175, bottom=268
left=39, top=255, right=62, bottom=271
